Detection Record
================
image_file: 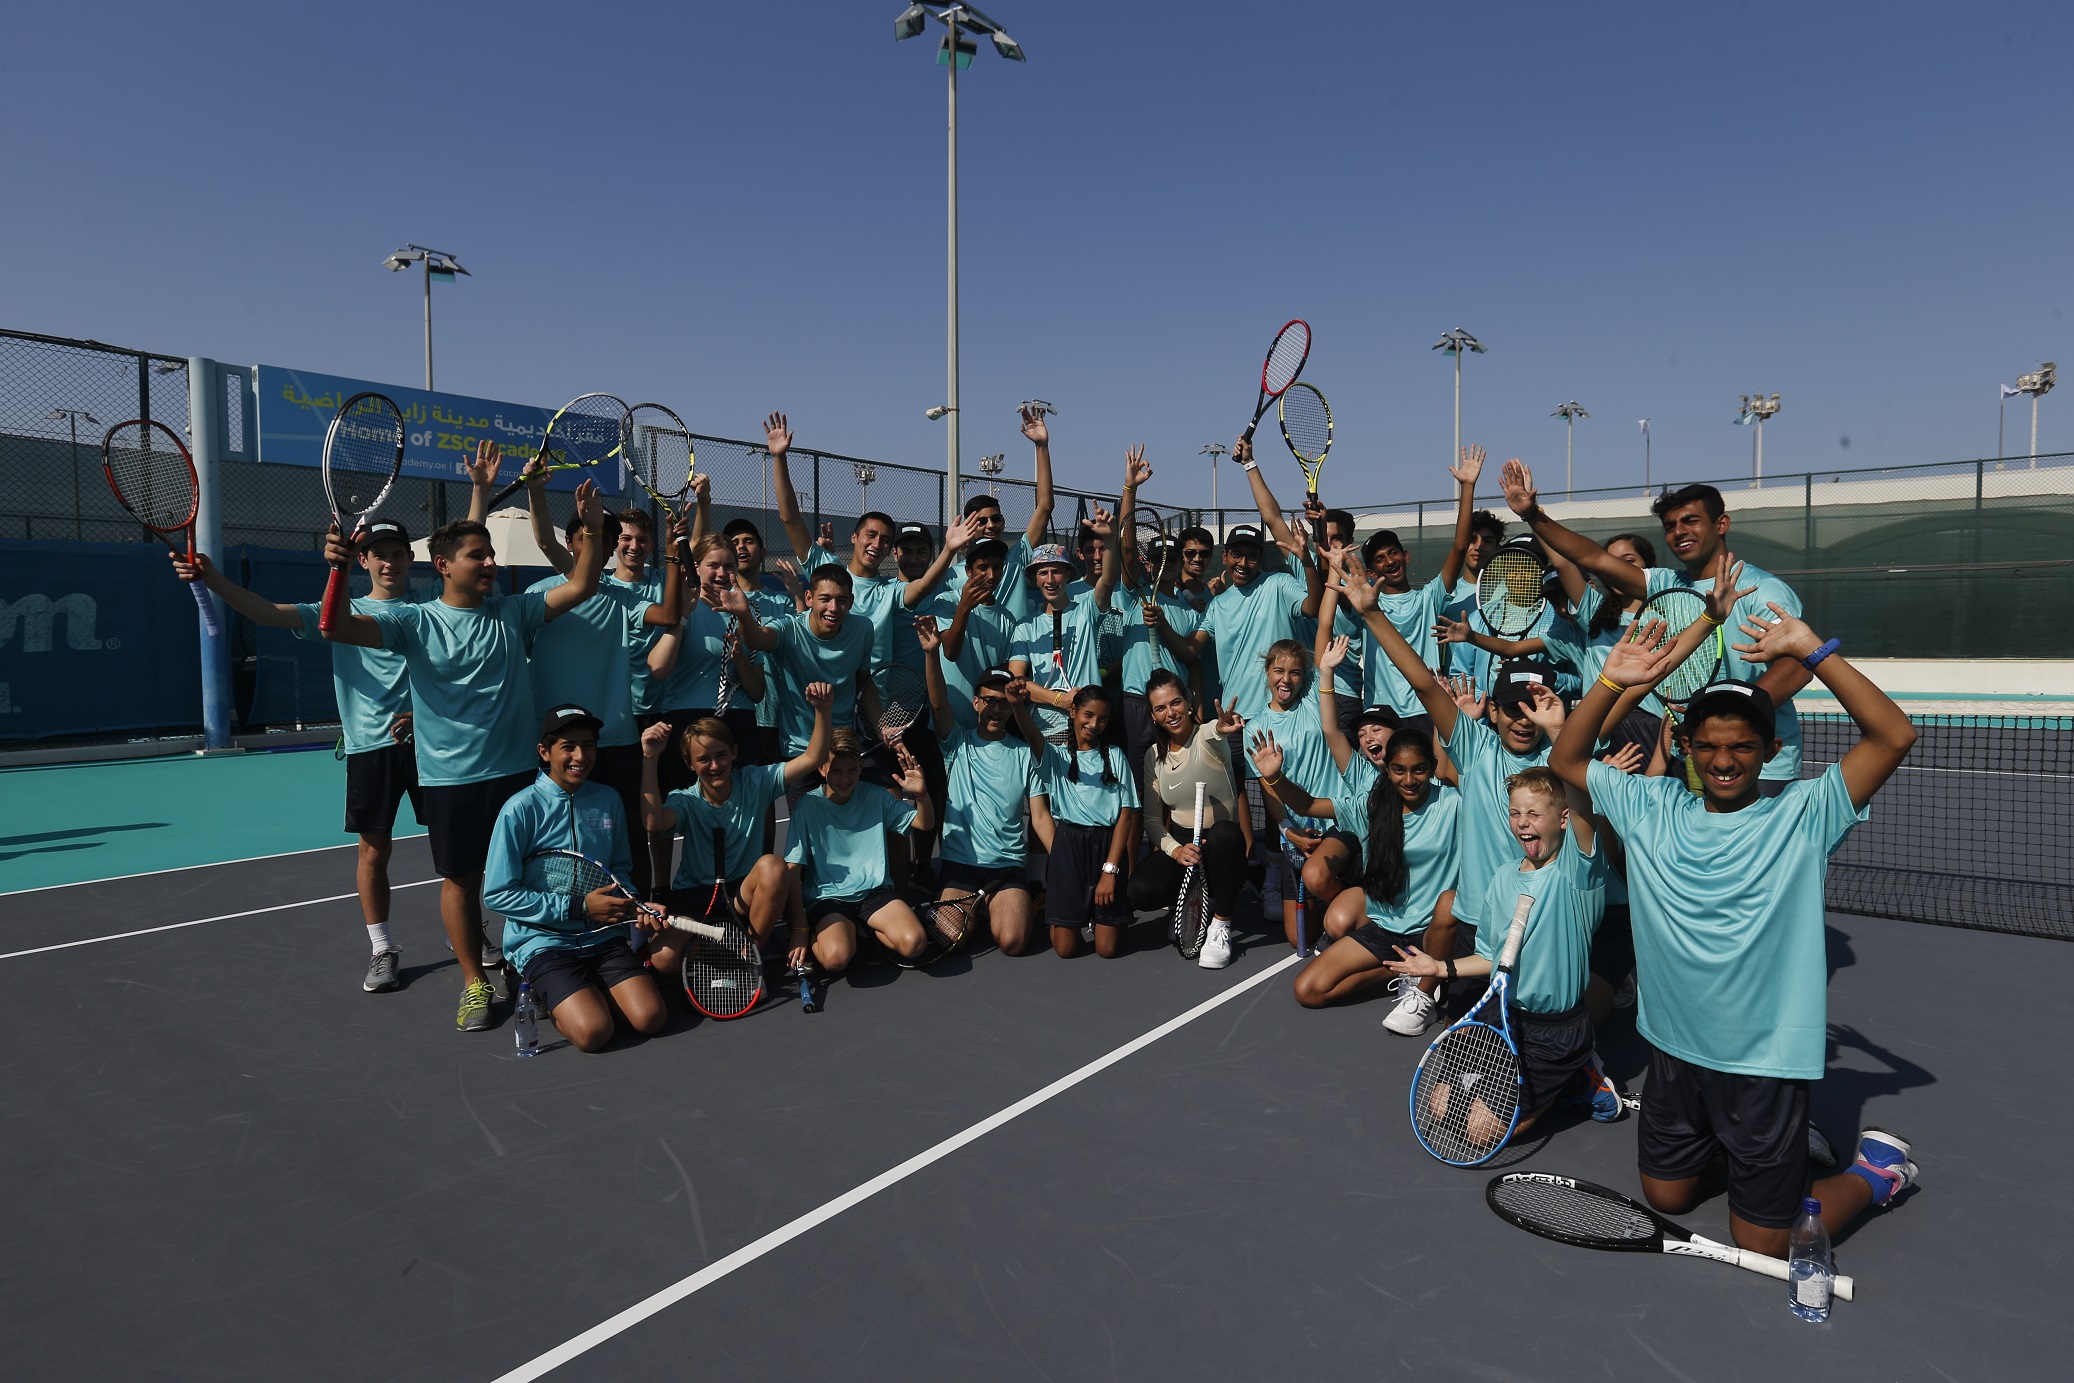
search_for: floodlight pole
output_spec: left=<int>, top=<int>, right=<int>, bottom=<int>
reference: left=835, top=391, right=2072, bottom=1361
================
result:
left=1432, top=329, right=1485, bottom=475
left=1553, top=402, right=1589, bottom=499
left=946, top=26, right=960, bottom=513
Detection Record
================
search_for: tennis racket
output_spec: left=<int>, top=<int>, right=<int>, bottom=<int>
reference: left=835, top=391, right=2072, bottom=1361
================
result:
left=1642, top=587, right=1725, bottom=794
left=487, top=392, right=632, bottom=508
left=100, top=419, right=221, bottom=637
left=1409, top=892, right=1533, bottom=1166
left=317, top=393, right=407, bottom=633
left=1172, top=781, right=1212, bottom=959
left=901, top=890, right=986, bottom=970
left=1130, top=508, right=1169, bottom=587
left=868, top=663, right=929, bottom=749
left=1277, top=381, right=1332, bottom=545
left=711, top=613, right=742, bottom=715
left=792, top=963, right=819, bottom=1014
left=1239, top=319, right=1310, bottom=445
left=522, top=848, right=731, bottom=946
left=1486, top=1172, right=1856, bottom=1301
left=1477, top=540, right=1550, bottom=639
left=625, top=402, right=695, bottom=519
left=680, top=827, right=763, bottom=1019
left=1035, top=607, right=1072, bottom=745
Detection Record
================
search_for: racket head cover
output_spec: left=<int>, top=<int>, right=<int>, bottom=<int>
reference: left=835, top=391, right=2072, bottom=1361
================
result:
left=1477, top=542, right=1549, bottom=638
left=627, top=402, right=694, bottom=505
left=1260, top=319, right=1311, bottom=397
left=1277, top=382, right=1333, bottom=468
left=321, top=392, right=406, bottom=525
left=1643, top=588, right=1723, bottom=705
left=1485, top=1172, right=1669, bottom=1251
left=100, top=419, right=198, bottom=532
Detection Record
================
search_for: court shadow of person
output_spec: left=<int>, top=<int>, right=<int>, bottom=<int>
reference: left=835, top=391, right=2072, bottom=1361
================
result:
left=1826, top=923, right=1857, bottom=983
left=1815, top=1023, right=1935, bottom=1245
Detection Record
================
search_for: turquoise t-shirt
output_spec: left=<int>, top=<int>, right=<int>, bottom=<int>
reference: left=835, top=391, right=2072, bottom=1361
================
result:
left=1256, top=689, right=1336, bottom=828
left=1012, top=598, right=1105, bottom=742
left=845, top=569, right=908, bottom=674
left=480, top=774, right=632, bottom=974
left=658, top=601, right=739, bottom=714
left=1445, top=713, right=1552, bottom=929
left=1329, top=782, right=1460, bottom=934
left=941, top=728, right=1040, bottom=868
left=524, top=575, right=645, bottom=748
left=744, top=579, right=795, bottom=729
left=924, top=592, right=1016, bottom=732
left=663, top=761, right=787, bottom=886
left=294, top=597, right=411, bottom=757
left=1646, top=562, right=1804, bottom=780
left=1295, top=601, right=1364, bottom=700
left=609, top=571, right=667, bottom=717
left=770, top=609, right=874, bottom=754
left=879, top=572, right=942, bottom=674
left=1202, top=569, right=1305, bottom=721
left=783, top=782, right=918, bottom=903
left=1040, top=742, right=1140, bottom=827
left=1118, top=581, right=1198, bottom=695
left=1587, top=760, right=1865, bottom=1079
left=1473, top=831, right=1606, bottom=1014
left=371, top=592, right=548, bottom=787
left=1364, top=574, right=1450, bottom=716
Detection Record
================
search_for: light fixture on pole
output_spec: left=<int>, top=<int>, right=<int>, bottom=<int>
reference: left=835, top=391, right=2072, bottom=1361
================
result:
left=2015, top=363, right=2056, bottom=466
left=1734, top=392, right=1781, bottom=487
left=1552, top=401, right=1590, bottom=499
left=1638, top=417, right=1652, bottom=496
left=978, top=451, right=1005, bottom=497
left=852, top=462, right=878, bottom=512
left=380, top=244, right=470, bottom=390
left=1201, top=443, right=1230, bottom=518
left=1431, top=329, right=1486, bottom=471
left=894, top=3, right=1027, bottom=526
left=47, top=407, right=99, bottom=539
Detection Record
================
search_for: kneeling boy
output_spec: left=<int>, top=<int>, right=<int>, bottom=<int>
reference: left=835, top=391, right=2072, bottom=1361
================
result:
left=784, top=730, right=937, bottom=971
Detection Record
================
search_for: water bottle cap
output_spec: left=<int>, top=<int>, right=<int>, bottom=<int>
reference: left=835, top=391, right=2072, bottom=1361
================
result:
left=1802, top=1196, right=1821, bottom=1214
left=518, top=981, right=531, bottom=993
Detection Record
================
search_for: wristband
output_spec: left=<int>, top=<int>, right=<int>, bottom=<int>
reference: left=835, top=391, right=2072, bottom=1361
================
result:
left=1259, top=772, right=1283, bottom=787
left=1239, top=460, right=1258, bottom=473
left=1596, top=673, right=1625, bottom=694
left=1699, top=611, right=1723, bottom=626
left=1802, top=637, right=1841, bottom=671
left=1444, top=957, right=1457, bottom=982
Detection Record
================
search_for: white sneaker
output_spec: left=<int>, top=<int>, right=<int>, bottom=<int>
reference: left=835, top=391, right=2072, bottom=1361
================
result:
left=1197, top=918, right=1233, bottom=969
left=1382, top=977, right=1439, bottom=1035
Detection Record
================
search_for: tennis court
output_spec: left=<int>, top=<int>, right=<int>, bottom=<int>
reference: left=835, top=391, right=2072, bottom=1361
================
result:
left=1, top=722, right=2067, bottom=1383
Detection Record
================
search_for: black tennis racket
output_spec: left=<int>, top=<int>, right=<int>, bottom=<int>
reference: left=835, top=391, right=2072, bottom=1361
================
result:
left=680, top=827, right=764, bottom=1019
left=1130, top=508, right=1169, bottom=586
left=1487, top=1172, right=1856, bottom=1301
left=1477, top=540, right=1550, bottom=639
left=868, top=663, right=929, bottom=749
left=100, top=419, right=221, bottom=637
left=901, top=890, right=986, bottom=970
left=626, top=402, right=695, bottom=520
left=488, top=392, right=632, bottom=507
left=1173, top=782, right=1212, bottom=959
left=1239, top=319, right=1310, bottom=445
left=1409, top=893, right=1533, bottom=1166
left=317, top=392, right=406, bottom=633
left=1277, top=381, right=1332, bottom=545
left=523, top=848, right=730, bottom=946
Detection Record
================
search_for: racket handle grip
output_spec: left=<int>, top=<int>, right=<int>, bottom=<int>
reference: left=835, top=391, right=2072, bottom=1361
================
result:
left=664, top=915, right=726, bottom=942
left=1687, top=1235, right=1856, bottom=1302
left=189, top=576, right=222, bottom=638
left=318, top=563, right=348, bottom=634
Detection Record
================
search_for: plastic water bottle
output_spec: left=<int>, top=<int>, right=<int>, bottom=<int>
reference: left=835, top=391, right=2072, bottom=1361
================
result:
left=1787, top=1197, right=1833, bottom=1322
left=513, top=982, right=540, bottom=1057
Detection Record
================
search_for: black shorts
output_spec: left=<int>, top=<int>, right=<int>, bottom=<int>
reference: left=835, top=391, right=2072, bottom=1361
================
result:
left=1516, top=1001, right=1595, bottom=1111
left=520, top=937, right=651, bottom=1013
left=939, top=859, right=1029, bottom=898
left=1348, top=919, right=1422, bottom=961
left=420, top=771, right=531, bottom=881
left=1637, top=1045, right=1810, bottom=1229
left=807, top=887, right=901, bottom=929
left=1589, top=902, right=1635, bottom=985
left=1310, top=828, right=1363, bottom=882
left=1602, top=708, right=1661, bottom=765
left=1043, top=819, right=1130, bottom=928
left=343, top=742, right=422, bottom=837
left=652, top=707, right=763, bottom=790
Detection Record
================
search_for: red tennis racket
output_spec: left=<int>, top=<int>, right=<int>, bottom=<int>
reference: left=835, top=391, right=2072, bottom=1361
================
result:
left=100, top=419, right=220, bottom=637
left=1239, top=319, right=1310, bottom=445
left=318, top=392, right=406, bottom=632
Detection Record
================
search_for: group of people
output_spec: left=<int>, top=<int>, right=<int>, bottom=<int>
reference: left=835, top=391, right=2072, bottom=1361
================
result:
left=173, top=406, right=1922, bottom=1261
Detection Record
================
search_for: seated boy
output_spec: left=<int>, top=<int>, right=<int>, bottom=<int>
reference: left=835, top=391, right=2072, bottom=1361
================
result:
left=785, top=729, right=936, bottom=972
left=482, top=705, right=668, bottom=1053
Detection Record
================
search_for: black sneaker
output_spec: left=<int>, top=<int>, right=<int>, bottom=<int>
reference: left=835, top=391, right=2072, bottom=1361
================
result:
left=363, top=949, right=401, bottom=993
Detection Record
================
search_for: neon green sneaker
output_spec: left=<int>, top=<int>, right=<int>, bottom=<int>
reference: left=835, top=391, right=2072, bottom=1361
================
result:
left=456, top=977, right=496, bottom=1032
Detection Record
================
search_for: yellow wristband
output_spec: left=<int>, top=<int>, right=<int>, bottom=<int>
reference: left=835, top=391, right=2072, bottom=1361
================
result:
left=1596, top=674, right=1626, bottom=694
left=1699, top=611, right=1723, bottom=626
left=1260, top=773, right=1283, bottom=788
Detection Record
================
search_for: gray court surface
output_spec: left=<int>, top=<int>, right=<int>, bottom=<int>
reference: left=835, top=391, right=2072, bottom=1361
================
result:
left=1, top=840, right=2064, bottom=1382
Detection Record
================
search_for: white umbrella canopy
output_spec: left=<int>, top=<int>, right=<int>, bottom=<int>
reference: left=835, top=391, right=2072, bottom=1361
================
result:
left=408, top=506, right=555, bottom=569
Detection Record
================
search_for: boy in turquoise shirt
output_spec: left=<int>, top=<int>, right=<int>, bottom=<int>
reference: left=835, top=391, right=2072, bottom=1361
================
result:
left=784, top=729, right=936, bottom=973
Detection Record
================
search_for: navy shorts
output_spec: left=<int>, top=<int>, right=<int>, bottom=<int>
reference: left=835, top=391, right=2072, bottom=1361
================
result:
left=343, top=741, right=422, bottom=837
left=420, top=771, right=530, bottom=881
left=1043, top=819, right=1130, bottom=928
left=1348, top=919, right=1423, bottom=962
left=1516, top=1001, right=1595, bottom=1111
left=520, top=937, right=651, bottom=1014
left=807, top=887, right=901, bottom=929
left=1638, top=1044, right=1810, bottom=1229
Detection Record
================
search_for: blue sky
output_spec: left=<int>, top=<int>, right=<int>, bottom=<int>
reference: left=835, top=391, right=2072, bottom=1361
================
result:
left=4, top=1, right=2068, bottom=508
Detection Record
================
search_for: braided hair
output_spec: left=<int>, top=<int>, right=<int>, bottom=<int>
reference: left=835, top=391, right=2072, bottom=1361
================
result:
left=1361, top=733, right=1438, bottom=907
left=1065, top=685, right=1119, bottom=787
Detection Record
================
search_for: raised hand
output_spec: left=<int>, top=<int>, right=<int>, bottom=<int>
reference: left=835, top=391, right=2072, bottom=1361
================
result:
left=1450, top=443, right=1487, bottom=487
left=1446, top=673, right=1485, bottom=720
left=1602, top=616, right=1673, bottom=686
left=574, top=479, right=603, bottom=529
left=688, top=472, right=712, bottom=507
left=764, top=412, right=792, bottom=459
left=1085, top=504, right=1115, bottom=540
left=322, top=522, right=354, bottom=567
left=1520, top=682, right=1567, bottom=735
left=1320, top=633, right=1349, bottom=672
left=1140, top=597, right=1164, bottom=629
left=1703, top=554, right=1756, bottom=628
left=892, top=743, right=926, bottom=797
left=1233, top=435, right=1254, bottom=469
left=1599, top=741, right=1646, bottom=774
left=465, top=438, right=503, bottom=489
left=640, top=719, right=673, bottom=760
left=1213, top=699, right=1246, bottom=738
left=1123, top=443, right=1151, bottom=490
left=1328, top=548, right=1380, bottom=614
left=956, top=572, right=995, bottom=612
left=1731, top=602, right=1822, bottom=665
left=815, top=521, right=835, bottom=551
left=1248, top=728, right=1285, bottom=780
left=1019, top=405, right=1048, bottom=446
left=913, top=613, right=942, bottom=653
left=943, top=513, right=979, bottom=553
left=1434, top=611, right=1472, bottom=645
left=1499, top=458, right=1538, bottom=517
left=803, top=681, right=834, bottom=711
left=711, top=583, right=750, bottom=616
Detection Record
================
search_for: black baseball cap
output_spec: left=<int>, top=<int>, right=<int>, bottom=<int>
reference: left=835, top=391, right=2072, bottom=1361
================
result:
left=539, top=703, right=603, bottom=741
left=721, top=517, right=763, bottom=541
left=1225, top=524, right=1265, bottom=551
left=1353, top=704, right=1402, bottom=732
left=967, top=537, right=1009, bottom=565
left=1362, top=530, right=1406, bottom=565
left=1682, top=679, right=1777, bottom=740
left=1490, top=659, right=1561, bottom=709
left=977, top=665, right=1015, bottom=693
left=361, top=520, right=411, bottom=545
left=895, top=521, right=934, bottom=544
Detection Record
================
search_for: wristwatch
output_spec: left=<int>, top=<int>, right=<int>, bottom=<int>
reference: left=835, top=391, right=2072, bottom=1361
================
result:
left=1100, top=862, right=1121, bottom=876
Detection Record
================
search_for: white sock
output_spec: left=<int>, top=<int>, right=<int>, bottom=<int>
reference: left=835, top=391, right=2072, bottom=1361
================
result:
left=366, top=923, right=393, bottom=955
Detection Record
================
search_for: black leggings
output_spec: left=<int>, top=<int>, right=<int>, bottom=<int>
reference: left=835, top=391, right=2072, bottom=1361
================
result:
left=1128, top=820, right=1246, bottom=918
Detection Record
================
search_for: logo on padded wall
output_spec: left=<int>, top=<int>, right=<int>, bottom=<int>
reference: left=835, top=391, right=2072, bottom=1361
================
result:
left=0, top=595, right=114, bottom=652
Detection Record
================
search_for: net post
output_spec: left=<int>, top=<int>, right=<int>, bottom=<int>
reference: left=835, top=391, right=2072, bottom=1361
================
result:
left=187, top=356, right=238, bottom=754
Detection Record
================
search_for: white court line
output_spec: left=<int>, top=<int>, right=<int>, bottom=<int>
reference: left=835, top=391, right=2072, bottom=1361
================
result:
left=490, top=949, right=1304, bottom=1383
left=0, top=879, right=440, bottom=961
left=0, top=834, right=428, bottom=899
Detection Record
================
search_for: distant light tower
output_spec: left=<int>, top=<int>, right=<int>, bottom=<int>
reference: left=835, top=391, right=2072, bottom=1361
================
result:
left=47, top=407, right=99, bottom=539
left=2015, top=363, right=2056, bottom=466
left=1200, top=442, right=1230, bottom=517
left=977, top=451, right=1005, bottom=497
left=852, top=462, right=878, bottom=512
left=1736, top=392, right=1781, bottom=487
left=893, top=2, right=1028, bottom=524
left=1552, top=401, right=1590, bottom=499
left=379, top=244, right=470, bottom=389
left=1432, top=328, right=1486, bottom=470
left=1638, top=417, right=1653, bottom=495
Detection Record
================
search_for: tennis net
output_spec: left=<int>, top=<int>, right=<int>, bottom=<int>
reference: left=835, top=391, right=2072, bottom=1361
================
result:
left=1801, top=705, right=2074, bottom=941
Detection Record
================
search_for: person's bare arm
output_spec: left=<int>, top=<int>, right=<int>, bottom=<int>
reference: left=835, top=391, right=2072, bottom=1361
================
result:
left=916, top=616, right=957, bottom=743
left=1019, top=406, right=1055, bottom=548
left=638, top=720, right=679, bottom=834
left=902, top=514, right=976, bottom=608
left=647, top=627, right=682, bottom=680
left=1434, top=610, right=1548, bottom=660
left=1027, top=793, right=1057, bottom=855
left=686, top=472, right=712, bottom=547
left=1735, top=610, right=1915, bottom=809
left=1089, top=498, right=1121, bottom=612
left=765, top=412, right=816, bottom=560
left=463, top=439, right=504, bottom=526
left=1330, top=548, right=1457, bottom=738
left=1499, top=459, right=1647, bottom=601
left=782, top=683, right=835, bottom=789
left=1248, top=728, right=1335, bottom=820
left=522, top=457, right=573, bottom=577
left=1545, top=540, right=1591, bottom=610
left=1438, top=445, right=1485, bottom=591
left=1316, top=629, right=1355, bottom=772
left=315, top=525, right=386, bottom=647
left=170, top=551, right=301, bottom=628
left=716, top=582, right=778, bottom=652
left=1233, top=434, right=1299, bottom=553
left=541, top=482, right=606, bottom=621
left=642, top=514, right=690, bottom=628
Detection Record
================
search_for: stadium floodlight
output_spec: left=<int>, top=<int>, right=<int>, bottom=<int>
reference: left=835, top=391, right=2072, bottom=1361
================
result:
left=978, top=451, right=1005, bottom=496
left=1200, top=442, right=1231, bottom=516
left=925, top=405, right=954, bottom=421
left=2015, top=362, right=2056, bottom=466
left=380, top=244, right=471, bottom=389
left=1734, top=392, right=1782, bottom=486
left=1431, top=328, right=1486, bottom=473
left=1552, top=402, right=1590, bottom=499
left=894, top=2, right=1026, bottom=524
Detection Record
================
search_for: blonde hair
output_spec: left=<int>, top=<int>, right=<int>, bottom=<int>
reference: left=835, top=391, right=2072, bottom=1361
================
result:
left=678, top=717, right=736, bottom=766
left=1505, top=765, right=1566, bottom=810
left=828, top=728, right=864, bottom=761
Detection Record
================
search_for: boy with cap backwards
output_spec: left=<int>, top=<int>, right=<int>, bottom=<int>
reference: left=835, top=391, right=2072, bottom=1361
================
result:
left=1551, top=605, right=1921, bottom=1259
left=482, top=704, right=668, bottom=1053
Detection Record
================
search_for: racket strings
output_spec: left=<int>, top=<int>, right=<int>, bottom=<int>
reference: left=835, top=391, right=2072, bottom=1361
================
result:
left=1174, top=875, right=1211, bottom=954
left=1263, top=324, right=1310, bottom=393
left=1489, top=1180, right=1657, bottom=1244
left=550, top=395, right=632, bottom=469
left=629, top=407, right=693, bottom=498
left=1277, top=385, right=1332, bottom=462
left=1477, top=552, right=1547, bottom=637
left=104, top=427, right=194, bottom=528
left=1646, top=591, right=1720, bottom=703
left=874, top=668, right=927, bottom=739
left=918, top=894, right=979, bottom=951
left=1411, top=1020, right=1523, bottom=1164
left=326, top=398, right=406, bottom=503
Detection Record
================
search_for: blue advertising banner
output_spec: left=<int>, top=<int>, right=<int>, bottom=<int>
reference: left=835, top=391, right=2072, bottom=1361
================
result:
left=0, top=540, right=205, bottom=739
left=254, top=365, right=616, bottom=495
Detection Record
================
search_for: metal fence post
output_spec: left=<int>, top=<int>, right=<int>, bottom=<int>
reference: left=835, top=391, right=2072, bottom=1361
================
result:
left=188, top=357, right=237, bottom=753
